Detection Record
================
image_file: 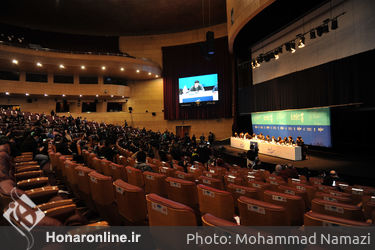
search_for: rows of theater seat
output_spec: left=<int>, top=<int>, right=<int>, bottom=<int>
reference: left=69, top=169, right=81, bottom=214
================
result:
left=48, top=141, right=375, bottom=227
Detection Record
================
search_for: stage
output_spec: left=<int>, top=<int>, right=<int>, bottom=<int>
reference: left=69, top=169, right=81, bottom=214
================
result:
left=215, top=144, right=375, bottom=186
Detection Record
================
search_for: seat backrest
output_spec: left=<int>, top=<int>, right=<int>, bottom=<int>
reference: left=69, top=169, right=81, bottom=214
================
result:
left=314, top=192, right=354, bottom=204
left=238, top=196, right=288, bottom=226
left=278, top=185, right=310, bottom=210
left=143, top=171, right=167, bottom=197
left=172, top=164, right=184, bottom=172
left=109, top=163, right=126, bottom=181
left=126, top=166, right=145, bottom=188
left=75, top=166, right=94, bottom=194
left=88, top=171, right=114, bottom=206
left=263, top=190, right=305, bottom=226
left=174, top=171, right=195, bottom=182
left=246, top=180, right=271, bottom=200
left=88, top=153, right=96, bottom=168
left=226, top=184, right=258, bottom=207
left=127, top=157, right=135, bottom=167
left=113, top=179, right=146, bottom=223
left=202, top=213, right=238, bottom=226
left=304, top=211, right=370, bottom=227
left=187, top=166, right=203, bottom=179
left=92, top=157, right=102, bottom=173
left=224, top=174, right=243, bottom=187
left=100, top=159, right=112, bottom=177
left=289, top=182, right=317, bottom=203
left=146, top=193, right=197, bottom=226
left=159, top=166, right=176, bottom=177
left=203, top=170, right=222, bottom=180
left=198, top=176, right=223, bottom=190
left=311, top=198, right=364, bottom=221
left=197, top=184, right=234, bottom=221
left=165, top=177, right=198, bottom=208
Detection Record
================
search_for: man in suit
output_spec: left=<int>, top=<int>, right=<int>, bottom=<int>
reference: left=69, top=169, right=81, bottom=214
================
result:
left=189, top=80, right=204, bottom=92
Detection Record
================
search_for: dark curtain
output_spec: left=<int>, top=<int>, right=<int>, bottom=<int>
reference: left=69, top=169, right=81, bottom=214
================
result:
left=162, top=37, right=232, bottom=120
left=238, top=49, right=375, bottom=114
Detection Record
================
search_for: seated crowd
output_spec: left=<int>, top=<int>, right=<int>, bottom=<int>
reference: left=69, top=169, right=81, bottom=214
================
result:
left=1, top=109, right=374, bottom=227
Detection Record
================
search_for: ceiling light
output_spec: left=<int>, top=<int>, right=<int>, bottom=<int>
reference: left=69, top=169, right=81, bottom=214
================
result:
left=136, top=69, right=140, bottom=73
left=62, top=94, right=66, bottom=97
left=5, top=92, right=10, bottom=95
left=25, top=93, right=29, bottom=96
left=110, top=95, right=114, bottom=98
left=12, top=59, right=18, bottom=65
left=44, top=93, right=48, bottom=97
left=148, top=72, right=152, bottom=75
left=122, top=96, right=125, bottom=98
left=101, top=66, right=106, bottom=70
left=297, top=36, right=305, bottom=48
left=79, top=94, right=83, bottom=97
left=120, top=67, right=124, bottom=71
left=81, top=65, right=86, bottom=70
left=96, top=94, right=99, bottom=97
left=36, top=62, right=43, bottom=67
left=59, top=64, right=65, bottom=69
left=155, top=75, right=159, bottom=78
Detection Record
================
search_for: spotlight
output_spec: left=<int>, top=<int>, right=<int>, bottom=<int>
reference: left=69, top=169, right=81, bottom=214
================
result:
left=316, top=26, right=323, bottom=37
left=36, top=62, right=43, bottom=67
left=275, top=54, right=279, bottom=60
left=290, top=41, right=296, bottom=53
left=110, top=95, right=114, bottom=98
left=310, top=30, right=316, bottom=39
left=62, top=94, right=66, bottom=97
left=25, top=93, right=29, bottom=96
left=155, top=75, right=159, bottom=78
left=297, top=36, right=305, bottom=48
left=44, top=93, right=48, bottom=97
left=79, top=94, right=83, bottom=97
left=101, top=66, right=106, bottom=70
left=81, top=65, right=86, bottom=70
left=257, top=54, right=264, bottom=63
left=136, top=69, right=140, bottom=73
left=12, top=59, right=18, bottom=65
left=122, top=96, right=125, bottom=98
left=5, top=92, right=10, bottom=95
left=331, top=18, right=338, bottom=30
left=120, top=67, right=124, bottom=71
left=322, top=19, right=329, bottom=33
left=255, top=60, right=260, bottom=67
left=96, top=94, right=99, bottom=97
left=59, top=64, right=65, bottom=69
left=148, top=72, right=152, bottom=75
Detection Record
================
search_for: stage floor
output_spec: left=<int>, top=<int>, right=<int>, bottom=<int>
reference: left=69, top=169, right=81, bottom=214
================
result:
left=218, top=145, right=375, bottom=186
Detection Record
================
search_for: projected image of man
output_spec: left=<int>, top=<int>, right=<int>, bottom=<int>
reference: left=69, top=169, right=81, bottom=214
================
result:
left=189, top=80, right=204, bottom=92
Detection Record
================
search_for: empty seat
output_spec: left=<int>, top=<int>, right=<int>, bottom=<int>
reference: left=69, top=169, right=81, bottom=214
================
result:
left=304, top=211, right=370, bottom=227
left=165, top=177, right=198, bottom=208
left=246, top=180, right=271, bottom=200
left=198, top=176, right=223, bottom=190
left=108, top=163, right=126, bottom=181
left=146, top=193, right=197, bottom=226
left=266, top=176, right=287, bottom=191
left=187, top=166, right=203, bottom=179
left=143, top=171, right=167, bottom=196
left=88, top=171, right=117, bottom=224
left=263, top=190, right=305, bottom=226
left=224, top=174, right=243, bottom=187
left=314, top=192, right=353, bottom=204
left=174, top=171, right=195, bottom=182
left=197, top=184, right=234, bottom=221
left=226, top=184, right=258, bottom=207
left=159, top=166, right=176, bottom=177
left=126, top=166, right=145, bottom=188
left=311, top=198, right=365, bottom=221
left=100, top=159, right=112, bottom=177
left=202, top=213, right=238, bottom=226
left=238, top=196, right=288, bottom=226
left=203, top=170, right=222, bottom=180
left=278, top=185, right=310, bottom=210
left=113, top=179, right=147, bottom=224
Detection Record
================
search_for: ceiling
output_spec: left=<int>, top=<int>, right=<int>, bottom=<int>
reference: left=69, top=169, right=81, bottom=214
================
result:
left=0, top=0, right=227, bottom=36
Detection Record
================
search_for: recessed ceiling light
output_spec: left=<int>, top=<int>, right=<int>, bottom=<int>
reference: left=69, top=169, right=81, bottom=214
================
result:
left=81, top=65, right=86, bottom=70
left=79, top=94, right=83, bottom=97
left=44, top=93, right=48, bottom=97
left=148, top=72, right=152, bottom=75
left=110, top=95, right=114, bottom=98
left=120, top=67, right=124, bottom=71
left=101, top=66, right=106, bottom=70
left=36, top=62, right=43, bottom=67
left=136, top=69, right=140, bottom=73
left=62, top=94, right=66, bottom=97
left=59, top=64, right=65, bottom=69
left=25, top=93, right=29, bottom=96
left=12, top=59, right=18, bottom=65
left=96, top=94, right=99, bottom=97
left=122, top=96, right=125, bottom=98
left=5, top=92, right=10, bottom=95
left=155, top=75, right=159, bottom=78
